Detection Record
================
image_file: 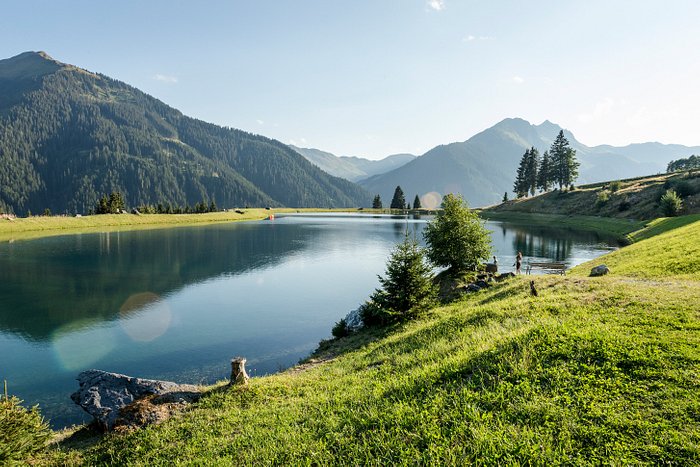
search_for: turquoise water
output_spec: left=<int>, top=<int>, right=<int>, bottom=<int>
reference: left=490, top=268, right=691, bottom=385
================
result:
left=0, top=214, right=617, bottom=427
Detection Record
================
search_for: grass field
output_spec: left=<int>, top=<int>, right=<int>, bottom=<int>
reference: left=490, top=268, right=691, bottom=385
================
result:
left=31, top=216, right=700, bottom=465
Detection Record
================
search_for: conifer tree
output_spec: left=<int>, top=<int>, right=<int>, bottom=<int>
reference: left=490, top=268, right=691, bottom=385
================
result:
left=513, top=150, right=529, bottom=199
left=524, top=147, right=540, bottom=196
left=502, top=192, right=509, bottom=202
left=413, top=195, right=422, bottom=210
left=390, top=186, right=406, bottom=209
left=372, top=194, right=383, bottom=209
left=537, top=150, right=552, bottom=192
left=363, top=233, right=436, bottom=324
left=549, top=130, right=579, bottom=189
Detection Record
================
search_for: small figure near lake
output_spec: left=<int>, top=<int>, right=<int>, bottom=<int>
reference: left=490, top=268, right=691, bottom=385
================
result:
left=514, top=251, right=523, bottom=275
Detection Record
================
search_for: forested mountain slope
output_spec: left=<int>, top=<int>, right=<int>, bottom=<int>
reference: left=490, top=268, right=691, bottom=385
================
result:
left=0, top=52, right=370, bottom=214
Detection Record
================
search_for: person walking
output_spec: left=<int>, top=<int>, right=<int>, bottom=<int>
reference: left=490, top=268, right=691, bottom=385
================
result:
left=514, top=251, right=523, bottom=275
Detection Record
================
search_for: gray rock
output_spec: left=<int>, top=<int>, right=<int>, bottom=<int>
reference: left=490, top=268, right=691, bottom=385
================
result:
left=589, top=264, right=610, bottom=277
left=494, top=272, right=515, bottom=282
left=475, top=280, right=490, bottom=289
left=71, top=369, right=198, bottom=430
left=343, top=306, right=364, bottom=332
left=465, top=283, right=483, bottom=292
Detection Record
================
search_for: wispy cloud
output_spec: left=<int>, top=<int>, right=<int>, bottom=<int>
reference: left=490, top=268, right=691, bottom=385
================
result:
left=511, top=75, right=525, bottom=84
left=256, top=119, right=264, bottom=125
left=153, top=74, right=178, bottom=84
left=462, top=35, right=493, bottom=42
left=427, top=0, right=445, bottom=11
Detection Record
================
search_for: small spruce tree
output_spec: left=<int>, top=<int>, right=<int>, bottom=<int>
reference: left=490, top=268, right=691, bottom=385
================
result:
left=502, top=192, right=509, bottom=202
left=372, top=194, right=383, bottom=209
left=413, top=195, right=422, bottom=210
left=363, top=233, right=436, bottom=325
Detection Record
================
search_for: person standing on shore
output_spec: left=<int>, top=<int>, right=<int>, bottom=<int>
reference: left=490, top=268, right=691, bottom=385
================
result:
left=514, top=251, right=523, bottom=274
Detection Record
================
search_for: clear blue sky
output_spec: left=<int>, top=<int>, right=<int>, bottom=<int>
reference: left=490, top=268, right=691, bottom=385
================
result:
left=2, top=0, right=699, bottom=159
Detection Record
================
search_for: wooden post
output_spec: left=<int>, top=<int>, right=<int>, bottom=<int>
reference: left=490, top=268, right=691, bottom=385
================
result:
left=230, top=357, right=249, bottom=386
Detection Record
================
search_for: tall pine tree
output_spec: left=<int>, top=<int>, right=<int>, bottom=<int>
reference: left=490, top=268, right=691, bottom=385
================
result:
left=524, top=147, right=540, bottom=196
left=550, top=130, right=580, bottom=189
left=537, top=150, right=552, bottom=192
left=390, top=186, right=406, bottom=209
left=514, top=150, right=529, bottom=199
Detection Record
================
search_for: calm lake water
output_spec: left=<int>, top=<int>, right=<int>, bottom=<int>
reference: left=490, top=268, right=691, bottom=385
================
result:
left=0, top=214, right=618, bottom=428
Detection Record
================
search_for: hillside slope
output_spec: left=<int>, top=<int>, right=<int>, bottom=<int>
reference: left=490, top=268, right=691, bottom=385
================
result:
left=43, top=216, right=700, bottom=465
left=485, top=171, right=700, bottom=220
left=0, top=52, right=370, bottom=214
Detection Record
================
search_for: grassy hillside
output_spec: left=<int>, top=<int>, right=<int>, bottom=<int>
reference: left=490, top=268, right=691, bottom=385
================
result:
left=34, top=216, right=699, bottom=465
left=486, top=171, right=700, bottom=220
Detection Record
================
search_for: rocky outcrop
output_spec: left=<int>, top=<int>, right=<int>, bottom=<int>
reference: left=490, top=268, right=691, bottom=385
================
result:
left=71, top=369, right=200, bottom=431
left=589, top=264, right=610, bottom=277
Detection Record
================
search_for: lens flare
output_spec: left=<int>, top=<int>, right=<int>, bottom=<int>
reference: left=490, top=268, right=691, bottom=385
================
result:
left=119, top=292, right=172, bottom=342
left=421, top=192, right=442, bottom=210
left=52, top=321, right=117, bottom=371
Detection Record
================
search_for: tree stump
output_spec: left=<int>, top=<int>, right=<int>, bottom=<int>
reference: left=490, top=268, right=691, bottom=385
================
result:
left=230, top=357, right=249, bottom=386
left=529, top=280, right=538, bottom=297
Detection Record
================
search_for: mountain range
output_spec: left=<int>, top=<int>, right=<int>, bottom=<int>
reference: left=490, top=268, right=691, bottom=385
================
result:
left=289, top=145, right=415, bottom=182
left=355, top=118, right=700, bottom=207
left=0, top=52, right=370, bottom=215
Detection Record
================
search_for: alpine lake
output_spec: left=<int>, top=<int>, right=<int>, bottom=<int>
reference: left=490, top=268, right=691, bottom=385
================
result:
left=0, top=213, right=620, bottom=428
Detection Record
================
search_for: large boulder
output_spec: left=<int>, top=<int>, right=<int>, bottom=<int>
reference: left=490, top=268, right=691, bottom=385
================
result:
left=589, top=264, right=610, bottom=277
left=343, top=307, right=365, bottom=332
left=71, top=369, right=199, bottom=431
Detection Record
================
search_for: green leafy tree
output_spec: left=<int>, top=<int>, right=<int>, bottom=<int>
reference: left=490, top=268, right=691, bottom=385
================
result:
left=413, top=195, right=422, bottom=210
left=108, top=192, right=126, bottom=213
left=667, top=155, right=700, bottom=172
left=537, top=150, right=552, bottom=192
left=372, top=194, right=383, bottom=209
left=550, top=130, right=579, bottom=189
left=660, top=189, right=683, bottom=216
left=363, top=234, right=436, bottom=325
left=423, top=193, right=492, bottom=273
left=390, top=186, right=406, bottom=209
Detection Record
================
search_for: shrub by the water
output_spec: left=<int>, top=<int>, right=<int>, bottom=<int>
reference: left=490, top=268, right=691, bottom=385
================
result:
left=0, top=396, right=51, bottom=463
left=331, top=318, right=349, bottom=338
left=660, top=189, right=683, bottom=216
left=609, top=180, right=622, bottom=192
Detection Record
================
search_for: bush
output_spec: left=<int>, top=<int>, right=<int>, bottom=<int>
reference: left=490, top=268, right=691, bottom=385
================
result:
left=609, top=180, right=622, bottom=192
left=660, top=189, right=683, bottom=216
left=423, top=194, right=492, bottom=273
left=673, top=180, right=697, bottom=198
left=618, top=198, right=632, bottom=212
left=596, top=190, right=611, bottom=206
left=331, top=319, right=349, bottom=338
left=0, top=396, right=51, bottom=463
left=364, top=235, right=436, bottom=325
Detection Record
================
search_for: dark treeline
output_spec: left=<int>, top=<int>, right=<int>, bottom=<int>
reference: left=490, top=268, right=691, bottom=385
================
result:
left=513, top=130, right=579, bottom=199
left=0, top=53, right=370, bottom=215
left=667, top=155, right=699, bottom=173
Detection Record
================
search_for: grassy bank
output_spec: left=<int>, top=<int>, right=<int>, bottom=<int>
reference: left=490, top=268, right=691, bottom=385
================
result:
left=34, top=217, right=699, bottom=465
left=485, top=171, right=700, bottom=221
